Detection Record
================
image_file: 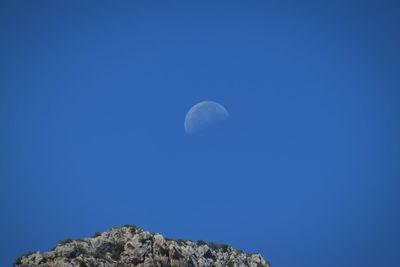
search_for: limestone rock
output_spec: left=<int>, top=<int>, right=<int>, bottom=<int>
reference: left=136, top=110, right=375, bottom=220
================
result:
left=14, top=225, right=270, bottom=267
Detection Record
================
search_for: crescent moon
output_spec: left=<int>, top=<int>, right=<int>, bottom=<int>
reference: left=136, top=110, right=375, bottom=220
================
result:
left=184, top=101, right=229, bottom=134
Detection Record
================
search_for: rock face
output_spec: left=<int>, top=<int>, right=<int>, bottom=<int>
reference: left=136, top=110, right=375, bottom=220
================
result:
left=14, top=225, right=270, bottom=267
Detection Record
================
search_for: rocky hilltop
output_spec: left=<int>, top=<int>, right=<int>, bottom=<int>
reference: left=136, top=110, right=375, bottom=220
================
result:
left=15, top=225, right=270, bottom=267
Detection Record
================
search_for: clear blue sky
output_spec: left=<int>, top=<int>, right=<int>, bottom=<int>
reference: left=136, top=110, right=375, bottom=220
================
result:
left=1, top=1, right=400, bottom=266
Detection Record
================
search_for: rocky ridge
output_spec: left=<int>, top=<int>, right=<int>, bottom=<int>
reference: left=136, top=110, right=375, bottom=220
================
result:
left=14, top=225, right=269, bottom=267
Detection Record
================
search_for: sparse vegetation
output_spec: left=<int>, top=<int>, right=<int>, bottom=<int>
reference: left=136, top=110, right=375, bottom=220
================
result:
left=197, top=240, right=207, bottom=246
left=67, top=244, right=88, bottom=258
left=139, top=236, right=153, bottom=245
left=93, top=244, right=108, bottom=259
left=171, top=248, right=183, bottom=260
left=25, top=251, right=35, bottom=257
left=203, top=249, right=216, bottom=260
left=75, top=244, right=88, bottom=255
left=93, top=240, right=125, bottom=260
left=92, top=232, right=102, bottom=238
left=176, top=239, right=186, bottom=246
left=158, top=245, right=169, bottom=256
left=110, top=241, right=125, bottom=260
left=14, top=225, right=268, bottom=266
left=14, top=251, right=35, bottom=266
left=208, top=242, right=219, bottom=250
left=60, top=238, right=73, bottom=245
left=78, top=259, right=97, bottom=267
left=220, top=244, right=230, bottom=253
left=14, top=257, right=22, bottom=266
left=122, top=224, right=140, bottom=234
left=208, top=242, right=230, bottom=252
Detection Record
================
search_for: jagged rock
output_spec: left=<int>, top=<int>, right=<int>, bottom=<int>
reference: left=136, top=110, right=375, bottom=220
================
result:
left=14, top=225, right=270, bottom=267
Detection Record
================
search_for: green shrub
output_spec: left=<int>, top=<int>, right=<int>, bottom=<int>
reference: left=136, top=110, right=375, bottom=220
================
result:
left=203, top=249, right=216, bottom=260
left=196, top=240, right=207, bottom=246
left=220, top=244, right=230, bottom=253
left=110, top=241, right=125, bottom=260
left=93, top=240, right=125, bottom=260
left=122, top=224, right=140, bottom=234
left=67, top=244, right=88, bottom=258
left=75, top=244, right=88, bottom=255
left=208, top=242, right=219, bottom=250
left=78, top=260, right=97, bottom=267
left=158, top=246, right=169, bottom=256
left=176, top=239, right=186, bottom=246
left=14, top=257, right=23, bottom=266
left=92, top=232, right=102, bottom=238
left=60, top=238, right=73, bottom=245
left=14, top=251, right=35, bottom=266
left=93, top=246, right=107, bottom=259
left=208, top=242, right=229, bottom=252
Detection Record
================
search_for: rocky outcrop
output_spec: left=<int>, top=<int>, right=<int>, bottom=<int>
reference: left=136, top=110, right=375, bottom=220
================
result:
left=14, top=225, right=270, bottom=267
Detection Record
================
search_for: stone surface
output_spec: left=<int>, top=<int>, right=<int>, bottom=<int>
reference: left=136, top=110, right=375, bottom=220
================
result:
left=14, top=225, right=270, bottom=267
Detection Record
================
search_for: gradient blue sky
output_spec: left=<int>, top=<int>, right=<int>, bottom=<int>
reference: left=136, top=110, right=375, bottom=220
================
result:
left=1, top=1, right=400, bottom=266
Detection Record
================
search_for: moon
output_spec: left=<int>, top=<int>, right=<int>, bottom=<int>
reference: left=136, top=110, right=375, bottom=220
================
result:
left=184, top=101, right=229, bottom=134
